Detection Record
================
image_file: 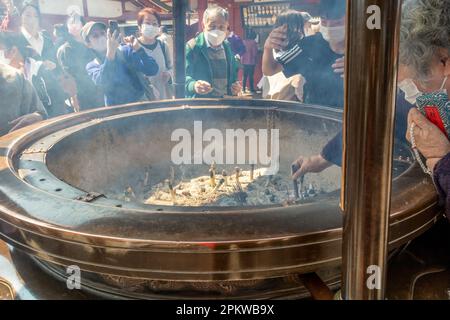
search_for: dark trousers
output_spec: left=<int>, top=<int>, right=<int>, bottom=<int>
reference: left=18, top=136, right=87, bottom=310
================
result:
left=243, top=64, right=256, bottom=92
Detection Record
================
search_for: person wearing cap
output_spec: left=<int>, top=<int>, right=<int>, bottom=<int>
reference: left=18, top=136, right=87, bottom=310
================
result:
left=262, top=0, right=346, bottom=109
left=57, top=14, right=104, bottom=111
left=82, top=21, right=159, bottom=106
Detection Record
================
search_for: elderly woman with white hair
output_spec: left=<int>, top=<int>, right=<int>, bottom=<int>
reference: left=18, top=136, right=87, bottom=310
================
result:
left=185, top=5, right=241, bottom=98
left=403, top=0, right=450, bottom=221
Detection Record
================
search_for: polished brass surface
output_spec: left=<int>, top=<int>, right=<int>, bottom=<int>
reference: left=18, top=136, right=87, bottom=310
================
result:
left=0, top=279, right=14, bottom=300
left=342, top=0, right=402, bottom=300
left=0, top=240, right=93, bottom=300
left=0, top=99, right=441, bottom=298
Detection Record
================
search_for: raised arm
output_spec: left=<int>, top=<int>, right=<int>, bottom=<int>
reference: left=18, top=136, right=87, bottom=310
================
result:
left=262, top=25, right=287, bottom=76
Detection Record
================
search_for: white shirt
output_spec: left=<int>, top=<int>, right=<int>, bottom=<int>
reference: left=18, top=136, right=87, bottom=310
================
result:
left=158, top=33, right=173, bottom=58
left=141, top=41, right=173, bottom=100
left=21, top=27, right=44, bottom=56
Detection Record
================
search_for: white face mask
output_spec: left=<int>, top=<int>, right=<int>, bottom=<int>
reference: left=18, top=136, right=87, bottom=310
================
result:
left=90, top=36, right=107, bottom=52
left=398, top=78, right=423, bottom=105
left=0, top=50, right=11, bottom=65
left=205, top=29, right=226, bottom=47
left=320, top=24, right=345, bottom=43
left=141, top=24, right=160, bottom=39
left=437, top=76, right=448, bottom=94
left=398, top=76, right=448, bottom=105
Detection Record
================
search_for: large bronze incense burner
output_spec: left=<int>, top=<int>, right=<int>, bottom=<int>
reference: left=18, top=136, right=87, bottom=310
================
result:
left=0, top=99, right=441, bottom=299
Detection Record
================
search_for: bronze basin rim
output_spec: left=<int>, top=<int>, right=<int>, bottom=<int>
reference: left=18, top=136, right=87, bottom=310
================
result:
left=0, top=99, right=348, bottom=244
left=7, top=98, right=411, bottom=211
left=0, top=99, right=439, bottom=240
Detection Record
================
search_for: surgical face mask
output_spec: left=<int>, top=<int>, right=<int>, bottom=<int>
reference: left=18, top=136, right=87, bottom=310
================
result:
left=432, top=75, right=448, bottom=95
left=141, top=24, right=160, bottom=39
left=399, top=76, right=448, bottom=105
left=320, top=24, right=345, bottom=43
left=0, top=50, right=11, bottom=65
left=90, top=36, right=107, bottom=52
left=205, top=29, right=226, bottom=47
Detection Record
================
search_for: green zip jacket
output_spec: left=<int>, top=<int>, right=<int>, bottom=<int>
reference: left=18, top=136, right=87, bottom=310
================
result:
left=185, top=33, right=238, bottom=98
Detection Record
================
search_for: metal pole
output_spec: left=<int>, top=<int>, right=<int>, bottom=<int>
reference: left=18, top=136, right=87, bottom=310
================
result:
left=341, top=0, right=402, bottom=300
left=173, top=0, right=187, bottom=98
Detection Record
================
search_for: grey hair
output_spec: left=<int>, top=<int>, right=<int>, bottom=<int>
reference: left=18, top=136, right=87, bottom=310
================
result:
left=400, top=0, right=450, bottom=81
left=203, top=5, right=229, bottom=25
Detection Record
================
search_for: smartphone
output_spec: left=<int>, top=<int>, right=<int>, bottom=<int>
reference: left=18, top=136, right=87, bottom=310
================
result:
left=108, top=20, right=119, bottom=35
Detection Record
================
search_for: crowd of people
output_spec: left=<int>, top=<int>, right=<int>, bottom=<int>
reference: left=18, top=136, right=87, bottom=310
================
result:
left=0, top=1, right=322, bottom=133
left=0, top=0, right=172, bottom=132
left=1, top=0, right=450, bottom=220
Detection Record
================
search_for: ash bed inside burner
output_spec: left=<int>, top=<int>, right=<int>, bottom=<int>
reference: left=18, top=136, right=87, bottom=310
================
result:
left=119, top=167, right=323, bottom=207
left=43, top=106, right=412, bottom=210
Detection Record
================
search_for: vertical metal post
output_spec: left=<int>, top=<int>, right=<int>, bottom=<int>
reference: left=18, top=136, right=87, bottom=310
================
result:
left=173, top=0, right=187, bottom=98
left=341, top=0, right=402, bottom=300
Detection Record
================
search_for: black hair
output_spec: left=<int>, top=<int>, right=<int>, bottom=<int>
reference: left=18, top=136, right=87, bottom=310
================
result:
left=160, top=26, right=168, bottom=34
left=20, top=1, right=41, bottom=17
left=275, top=10, right=305, bottom=49
left=318, top=0, right=346, bottom=20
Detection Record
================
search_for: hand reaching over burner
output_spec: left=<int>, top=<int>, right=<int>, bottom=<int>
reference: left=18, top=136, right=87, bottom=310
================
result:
left=332, top=56, right=345, bottom=79
left=291, top=155, right=333, bottom=180
left=231, top=81, right=242, bottom=96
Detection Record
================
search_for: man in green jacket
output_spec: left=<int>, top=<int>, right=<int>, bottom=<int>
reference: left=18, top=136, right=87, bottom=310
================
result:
left=185, top=5, right=241, bottom=98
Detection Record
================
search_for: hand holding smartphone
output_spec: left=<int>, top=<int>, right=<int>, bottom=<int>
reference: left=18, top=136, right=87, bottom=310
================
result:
left=108, top=20, right=120, bottom=40
left=108, top=20, right=118, bottom=32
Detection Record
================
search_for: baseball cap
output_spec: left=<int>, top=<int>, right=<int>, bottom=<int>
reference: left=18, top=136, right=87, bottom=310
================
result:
left=80, top=21, right=106, bottom=42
